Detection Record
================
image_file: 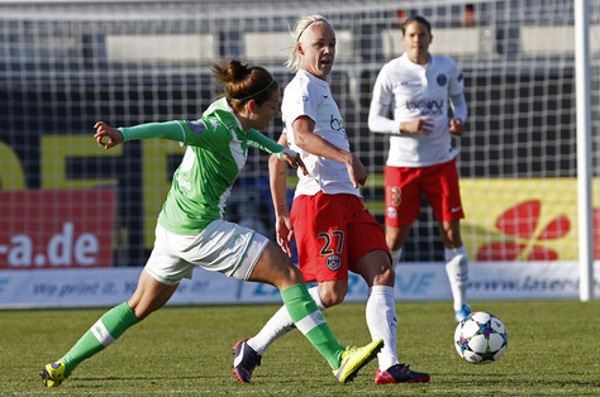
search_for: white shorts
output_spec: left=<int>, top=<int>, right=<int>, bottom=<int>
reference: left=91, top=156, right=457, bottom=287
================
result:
left=144, top=220, right=269, bottom=285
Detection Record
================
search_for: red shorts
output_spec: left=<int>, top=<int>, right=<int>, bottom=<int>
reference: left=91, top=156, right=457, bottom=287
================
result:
left=290, top=192, right=389, bottom=283
left=384, top=158, right=464, bottom=227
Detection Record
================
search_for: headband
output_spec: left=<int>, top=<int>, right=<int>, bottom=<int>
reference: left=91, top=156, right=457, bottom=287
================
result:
left=295, top=17, right=329, bottom=42
left=296, top=20, right=316, bottom=42
left=232, top=79, right=275, bottom=102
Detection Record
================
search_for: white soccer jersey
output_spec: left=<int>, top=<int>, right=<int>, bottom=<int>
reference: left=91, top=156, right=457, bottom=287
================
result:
left=370, top=53, right=465, bottom=167
left=282, top=69, right=360, bottom=197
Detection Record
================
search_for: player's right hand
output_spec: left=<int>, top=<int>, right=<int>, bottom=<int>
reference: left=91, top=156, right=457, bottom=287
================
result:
left=94, top=121, right=124, bottom=149
left=274, top=214, right=294, bottom=257
left=401, top=118, right=435, bottom=136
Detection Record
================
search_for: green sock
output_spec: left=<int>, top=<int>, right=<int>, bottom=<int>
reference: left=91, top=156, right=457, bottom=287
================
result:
left=280, top=284, right=344, bottom=369
left=60, top=302, right=139, bottom=377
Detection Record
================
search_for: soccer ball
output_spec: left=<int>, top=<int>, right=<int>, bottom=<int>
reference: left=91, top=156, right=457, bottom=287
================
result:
left=454, top=311, right=508, bottom=364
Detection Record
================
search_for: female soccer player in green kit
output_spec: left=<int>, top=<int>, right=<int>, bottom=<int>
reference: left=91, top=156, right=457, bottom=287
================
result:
left=40, top=59, right=382, bottom=388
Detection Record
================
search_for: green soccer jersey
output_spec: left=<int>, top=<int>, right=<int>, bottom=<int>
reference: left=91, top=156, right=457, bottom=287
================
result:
left=119, top=97, right=285, bottom=235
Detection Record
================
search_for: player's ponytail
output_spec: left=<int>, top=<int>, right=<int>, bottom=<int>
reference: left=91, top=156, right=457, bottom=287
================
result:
left=211, top=59, right=277, bottom=111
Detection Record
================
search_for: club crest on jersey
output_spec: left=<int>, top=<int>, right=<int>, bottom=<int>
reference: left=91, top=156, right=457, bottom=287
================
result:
left=386, top=206, right=398, bottom=219
left=458, top=72, right=464, bottom=82
left=437, top=73, right=448, bottom=86
left=188, top=120, right=206, bottom=134
left=326, top=255, right=342, bottom=271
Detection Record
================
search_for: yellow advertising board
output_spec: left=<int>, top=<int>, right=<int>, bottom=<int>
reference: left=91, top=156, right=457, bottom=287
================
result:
left=359, top=176, right=599, bottom=261
left=457, top=178, right=599, bottom=261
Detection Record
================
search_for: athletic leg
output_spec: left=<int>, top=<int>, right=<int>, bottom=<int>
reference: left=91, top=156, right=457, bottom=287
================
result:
left=384, top=165, right=421, bottom=267
left=245, top=241, right=382, bottom=383
left=440, top=220, right=470, bottom=319
left=41, top=270, right=178, bottom=387
left=353, top=249, right=397, bottom=370
left=386, top=225, right=411, bottom=266
left=247, top=242, right=344, bottom=369
left=247, top=285, right=325, bottom=355
left=426, top=160, right=469, bottom=320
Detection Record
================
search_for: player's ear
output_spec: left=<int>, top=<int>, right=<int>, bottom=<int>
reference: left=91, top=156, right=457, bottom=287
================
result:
left=246, top=98, right=257, bottom=114
left=296, top=42, right=305, bottom=56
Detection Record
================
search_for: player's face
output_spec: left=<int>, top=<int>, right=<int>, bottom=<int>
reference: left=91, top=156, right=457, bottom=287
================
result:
left=250, top=89, right=281, bottom=130
left=298, top=22, right=336, bottom=80
left=402, top=21, right=432, bottom=64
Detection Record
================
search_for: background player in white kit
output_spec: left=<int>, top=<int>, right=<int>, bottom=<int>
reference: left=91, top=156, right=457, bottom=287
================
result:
left=232, top=15, right=430, bottom=385
left=368, top=15, right=471, bottom=323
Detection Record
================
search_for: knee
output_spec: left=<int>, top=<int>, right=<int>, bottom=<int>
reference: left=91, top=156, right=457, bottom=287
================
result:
left=319, top=286, right=347, bottom=308
left=287, top=265, right=305, bottom=285
left=373, top=264, right=395, bottom=287
left=441, top=222, right=463, bottom=248
left=252, top=242, right=305, bottom=289
left=320, top=292, right=345, bottom=308
left=386, top=226, right=409, bottom=250
left=386, top=231, right=401, bottom=250
left=272, top=263, right=305, bottom=291
left=128, top=289, right=168, bottom=321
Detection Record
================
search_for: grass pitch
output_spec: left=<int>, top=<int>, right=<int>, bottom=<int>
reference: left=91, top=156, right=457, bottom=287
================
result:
left=1, top=300, right=599, bottom=396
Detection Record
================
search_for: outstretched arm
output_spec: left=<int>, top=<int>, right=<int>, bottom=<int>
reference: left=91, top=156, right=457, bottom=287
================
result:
left=94, top=120, right=188, bottom=149
left=249, top=129, right=307, bottom=175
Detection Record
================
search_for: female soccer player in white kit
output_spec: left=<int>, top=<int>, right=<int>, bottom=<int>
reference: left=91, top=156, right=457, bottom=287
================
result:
left=368, top=15, right=471, bottom=322
left=232, top=15, right=430, bottom=385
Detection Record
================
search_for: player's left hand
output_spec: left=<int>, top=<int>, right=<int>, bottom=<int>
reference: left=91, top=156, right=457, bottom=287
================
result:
left=449, top=118, right=464, bottom=137
left=346, top=153, right=367, bottom=188
left=282, top=149, right=308, bottom=176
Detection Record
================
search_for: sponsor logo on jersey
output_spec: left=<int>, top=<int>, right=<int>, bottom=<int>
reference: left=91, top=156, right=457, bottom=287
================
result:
left=405, top=99, right=445, bottom=116
left=329, top=114, right=348, bottom=140
left=326, top=254, right=342, bottom=271
left=330, top=114, right=344, bottom=132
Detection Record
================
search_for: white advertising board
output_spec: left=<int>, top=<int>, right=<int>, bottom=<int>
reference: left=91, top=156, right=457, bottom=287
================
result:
left=0, top=261, right=598, bottom=309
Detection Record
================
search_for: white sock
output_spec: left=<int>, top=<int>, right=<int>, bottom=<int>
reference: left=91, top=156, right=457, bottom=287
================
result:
left=445, top=246, right=469, bottom=311
left=366, top=285, right=398, bottom=371
left=248, top=286, right=324, bottom=355
left=390, top=247, right=403, bottom=267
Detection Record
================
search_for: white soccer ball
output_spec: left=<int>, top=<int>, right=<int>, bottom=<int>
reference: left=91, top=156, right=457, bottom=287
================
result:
left=454, top=311, right=508, bottom=364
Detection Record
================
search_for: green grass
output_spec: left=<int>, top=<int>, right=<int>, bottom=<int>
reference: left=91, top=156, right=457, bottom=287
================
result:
left=1, top=300, right=599, bottom=396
